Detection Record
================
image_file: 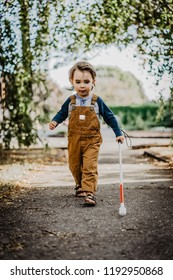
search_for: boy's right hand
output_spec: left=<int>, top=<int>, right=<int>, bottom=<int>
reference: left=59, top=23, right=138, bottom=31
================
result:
left=49, top=121, right=58, bottom=130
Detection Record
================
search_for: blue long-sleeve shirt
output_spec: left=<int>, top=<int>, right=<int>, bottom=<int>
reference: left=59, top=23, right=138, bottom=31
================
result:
left=52, top=94, right=123, bottom=137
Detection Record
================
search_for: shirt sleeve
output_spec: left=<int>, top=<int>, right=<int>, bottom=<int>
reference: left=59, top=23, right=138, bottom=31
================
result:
left=97, top=96, right=123, bottom=137
left=52, top=97, right=71, bottom=124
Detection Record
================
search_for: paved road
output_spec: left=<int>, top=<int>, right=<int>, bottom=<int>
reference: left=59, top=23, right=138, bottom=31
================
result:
left=0, top=127, right=173, bottom=260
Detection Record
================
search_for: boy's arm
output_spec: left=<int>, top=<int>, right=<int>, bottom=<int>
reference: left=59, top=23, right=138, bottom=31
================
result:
left=49, top=97, right=71, bottom=129
left=97, top=96, right=123, bottom=138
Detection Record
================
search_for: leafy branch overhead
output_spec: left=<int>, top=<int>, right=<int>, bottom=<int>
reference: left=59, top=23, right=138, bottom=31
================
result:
left=61, top=0, right=172, bottom=78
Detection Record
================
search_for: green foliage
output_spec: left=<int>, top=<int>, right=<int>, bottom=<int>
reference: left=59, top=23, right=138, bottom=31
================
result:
left=109, top=103, right=170, bottom=130
left=0, top=0, right=65, bottom=149
left=65, top=0, right=172, bottom=79
left=156, top=91, right=173, bottom=127
left=1, top=71, right=37, bottom=148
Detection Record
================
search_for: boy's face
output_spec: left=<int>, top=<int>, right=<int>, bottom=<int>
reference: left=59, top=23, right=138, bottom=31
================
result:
left=71, top=69, right=95, bottom=98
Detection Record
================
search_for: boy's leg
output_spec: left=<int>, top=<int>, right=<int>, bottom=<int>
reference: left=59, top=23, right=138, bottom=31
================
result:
left=68, top=137, right=82, bottom=189
left=81, top=138, right=101, bottom=193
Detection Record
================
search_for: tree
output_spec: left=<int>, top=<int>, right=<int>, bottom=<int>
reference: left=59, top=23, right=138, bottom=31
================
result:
left=0, top=0, right=66, bottom=149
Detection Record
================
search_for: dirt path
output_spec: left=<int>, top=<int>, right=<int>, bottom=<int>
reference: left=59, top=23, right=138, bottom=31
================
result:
left=0, top=128, right=173, bottom=260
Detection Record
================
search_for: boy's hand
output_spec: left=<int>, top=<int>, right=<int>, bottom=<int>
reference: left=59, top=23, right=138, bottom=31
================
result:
left=116, top=135, right=124, bottom=143
left=49, top=121, right=58, bottom=130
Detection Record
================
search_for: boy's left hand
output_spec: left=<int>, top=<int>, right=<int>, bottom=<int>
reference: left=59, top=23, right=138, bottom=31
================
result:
left=116, top=135, right=124, bottom=143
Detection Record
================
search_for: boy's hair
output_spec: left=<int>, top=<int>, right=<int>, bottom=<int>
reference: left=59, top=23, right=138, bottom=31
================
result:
left=69, top=61, right=96, bottom=81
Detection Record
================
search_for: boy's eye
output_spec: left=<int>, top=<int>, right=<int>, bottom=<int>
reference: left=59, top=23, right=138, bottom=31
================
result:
left=75, top=80, right=91, bottom=84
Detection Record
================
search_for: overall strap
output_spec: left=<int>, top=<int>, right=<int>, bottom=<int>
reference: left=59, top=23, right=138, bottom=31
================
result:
left=70, top=95, right=76, bottom=104
left=70, top=95, right=76, bottom=110
left=91, top=94, right=98, bottom=105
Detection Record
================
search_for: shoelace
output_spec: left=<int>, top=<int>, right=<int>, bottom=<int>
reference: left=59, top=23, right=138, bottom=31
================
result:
left=121, top=129, right=132, bottom=149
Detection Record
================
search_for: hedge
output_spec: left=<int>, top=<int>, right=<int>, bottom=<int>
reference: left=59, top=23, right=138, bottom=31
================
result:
left=109, top=103, right=171, bottom=130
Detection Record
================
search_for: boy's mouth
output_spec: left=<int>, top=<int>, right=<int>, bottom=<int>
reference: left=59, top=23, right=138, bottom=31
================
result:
left=79, top=90, right=87, bottom=95
left=80, top=90, right=86, bottom=93
left=78, top=91, right=88, bottom=97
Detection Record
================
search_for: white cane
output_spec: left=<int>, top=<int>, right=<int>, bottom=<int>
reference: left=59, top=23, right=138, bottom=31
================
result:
left=118, top=141, right=127, bottom=216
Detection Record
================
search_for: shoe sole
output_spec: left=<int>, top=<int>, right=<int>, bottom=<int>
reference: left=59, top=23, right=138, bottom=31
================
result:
left=84, top=198, right=96, bottom=206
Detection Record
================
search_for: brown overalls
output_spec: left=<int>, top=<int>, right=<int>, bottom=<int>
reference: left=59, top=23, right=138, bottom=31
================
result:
left=68, top=94, right=102, bottom=194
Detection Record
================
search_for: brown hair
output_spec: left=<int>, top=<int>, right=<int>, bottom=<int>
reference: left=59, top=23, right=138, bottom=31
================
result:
left=69, top=61, right=96, bottom=81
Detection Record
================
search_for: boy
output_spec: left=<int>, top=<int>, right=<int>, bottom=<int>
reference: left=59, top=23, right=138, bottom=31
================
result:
left=49, top=61, right=124, bottom=206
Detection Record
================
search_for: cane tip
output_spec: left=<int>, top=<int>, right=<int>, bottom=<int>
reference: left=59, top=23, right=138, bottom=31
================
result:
left=119, top=206, right=127, bottom=216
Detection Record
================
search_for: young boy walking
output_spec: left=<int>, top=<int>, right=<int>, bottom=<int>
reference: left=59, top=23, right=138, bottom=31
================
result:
left=49, top=61, right=124, bottom=206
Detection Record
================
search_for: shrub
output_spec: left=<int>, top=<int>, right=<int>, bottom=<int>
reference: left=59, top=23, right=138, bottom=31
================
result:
left=110, top=103, right=168, bottom=130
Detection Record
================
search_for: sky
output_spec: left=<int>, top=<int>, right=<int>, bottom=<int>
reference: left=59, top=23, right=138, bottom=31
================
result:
left=49, top=45, right=171, bottom=101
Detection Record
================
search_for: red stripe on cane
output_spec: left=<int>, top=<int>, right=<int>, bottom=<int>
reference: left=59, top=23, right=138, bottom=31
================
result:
left=120, top=183, right=124, bottom=203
